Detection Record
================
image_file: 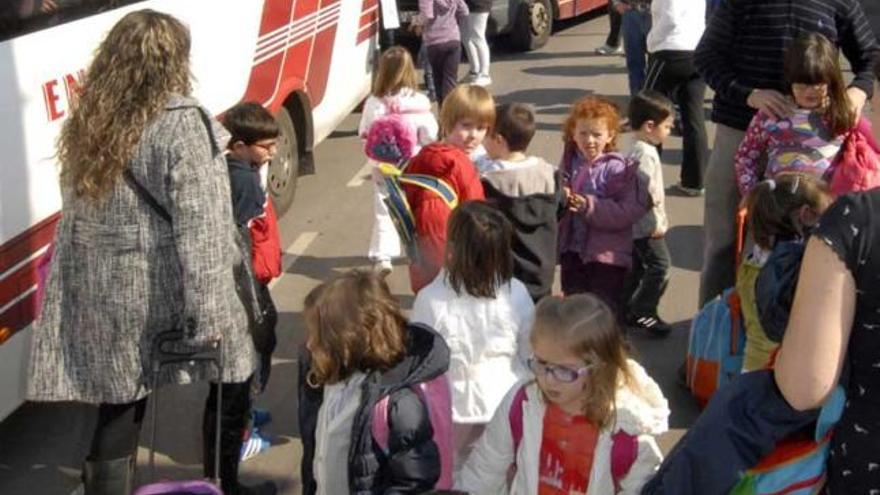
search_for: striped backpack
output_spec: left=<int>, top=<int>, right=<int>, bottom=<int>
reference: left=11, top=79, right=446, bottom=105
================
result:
left=729, top=386, right=846, bottom=495
left=364, top=109, right=458, bottom=264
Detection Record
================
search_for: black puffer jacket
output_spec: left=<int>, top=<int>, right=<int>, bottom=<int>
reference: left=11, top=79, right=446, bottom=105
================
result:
left=298, top=324, right=450, bottom=495
left=466, top=0, right=493, bottom=14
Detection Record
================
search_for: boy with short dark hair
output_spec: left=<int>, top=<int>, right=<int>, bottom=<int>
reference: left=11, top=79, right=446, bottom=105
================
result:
left=623, top=91, right=674, bottom=336
left=223, top=102, right=282, bottom=468
left=476, top=103, right=559, bottom=301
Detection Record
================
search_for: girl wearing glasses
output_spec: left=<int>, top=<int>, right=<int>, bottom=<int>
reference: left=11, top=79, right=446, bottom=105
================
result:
left=457, top=294, right=669, bottom=494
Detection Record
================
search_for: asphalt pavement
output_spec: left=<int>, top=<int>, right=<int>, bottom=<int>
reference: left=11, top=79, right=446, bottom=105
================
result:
left=0, top=12, right=709, bottom=495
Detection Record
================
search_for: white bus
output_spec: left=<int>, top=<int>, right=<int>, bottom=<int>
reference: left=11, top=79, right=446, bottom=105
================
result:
left=0, top=0, right=380, bottom=421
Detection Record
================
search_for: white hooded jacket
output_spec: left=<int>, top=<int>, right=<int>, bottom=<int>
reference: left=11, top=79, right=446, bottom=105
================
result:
left=456, top=359, right=669, bottom=495
left=410, top=271, right=534, bottom=424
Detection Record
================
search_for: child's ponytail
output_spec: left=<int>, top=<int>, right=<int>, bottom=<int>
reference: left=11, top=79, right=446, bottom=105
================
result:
left=743, top=172, right=831, bottom=250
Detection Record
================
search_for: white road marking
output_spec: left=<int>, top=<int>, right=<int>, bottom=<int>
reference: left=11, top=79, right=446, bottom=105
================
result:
left=346, top=160, right=373, bottom=188
left=268, top=231, right=319, bottom=289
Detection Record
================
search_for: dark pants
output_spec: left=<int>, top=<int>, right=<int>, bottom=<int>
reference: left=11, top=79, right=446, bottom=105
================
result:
left=644, top=50, right=709, bottom=189
left=605, top=7, right=622, bottom=47
left=426, top=40, right=461, bottom=104
left=560, top=253, right=628, bottom=318
left=624, top=236, right=671, bottom=317
left=621, top=8, right=651, bottom=96
left=88, top=379, right=252, bottom=492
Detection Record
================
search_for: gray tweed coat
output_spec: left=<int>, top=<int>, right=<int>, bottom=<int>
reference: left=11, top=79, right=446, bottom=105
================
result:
left=27, top=95, right=256, bottom=404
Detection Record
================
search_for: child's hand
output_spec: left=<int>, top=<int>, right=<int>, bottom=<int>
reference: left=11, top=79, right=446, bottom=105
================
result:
left=650, top=229, right=665, bottom=239
left=568, top=193, right=587, bottom=212
left=562, top=186, right=572, bottom=202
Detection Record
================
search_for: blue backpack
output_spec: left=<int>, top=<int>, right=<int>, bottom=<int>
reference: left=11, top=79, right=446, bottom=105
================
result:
left=686, top=288, right=746, bottom=408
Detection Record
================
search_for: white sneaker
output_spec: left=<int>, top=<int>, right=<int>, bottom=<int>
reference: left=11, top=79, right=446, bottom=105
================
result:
left=372, top=259, right=393, bottom=277
left=595, top=44, right=624, bottom=55
left=461, top=72, right=478, bottom=83
left=473, top=75, right=492, bottom=87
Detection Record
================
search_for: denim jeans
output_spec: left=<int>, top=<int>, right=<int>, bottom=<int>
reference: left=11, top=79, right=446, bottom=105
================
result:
left=621, top=8, right=651, bottom=96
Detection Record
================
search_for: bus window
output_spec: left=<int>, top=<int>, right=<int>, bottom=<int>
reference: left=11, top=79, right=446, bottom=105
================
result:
left=0, top=0, right=146, bottom=42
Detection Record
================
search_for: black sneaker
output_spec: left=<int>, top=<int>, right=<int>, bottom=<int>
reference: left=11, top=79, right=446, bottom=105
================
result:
left=628, top=313, right=673, bottom=337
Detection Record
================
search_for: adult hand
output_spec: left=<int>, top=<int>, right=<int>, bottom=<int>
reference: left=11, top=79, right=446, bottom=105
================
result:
left=40, top=0, right=59, bottom=13
left=747, top=89, right=795, bottom=120
left=846, top=87, right=868, bottom=123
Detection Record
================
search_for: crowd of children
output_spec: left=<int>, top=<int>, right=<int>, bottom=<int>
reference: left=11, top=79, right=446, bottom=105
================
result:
left=288, top=28, right=880, bottom=493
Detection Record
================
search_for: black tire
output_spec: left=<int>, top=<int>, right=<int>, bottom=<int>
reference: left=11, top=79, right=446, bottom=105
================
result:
left=268, top=107, right=299, bottom=217
left=510, top=0, right=553, bottom=52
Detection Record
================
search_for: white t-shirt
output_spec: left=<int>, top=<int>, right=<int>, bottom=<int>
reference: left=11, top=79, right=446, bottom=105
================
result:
left=647, top=0, right=706, bottom=53
left=314, top=372, right=366, bottom=495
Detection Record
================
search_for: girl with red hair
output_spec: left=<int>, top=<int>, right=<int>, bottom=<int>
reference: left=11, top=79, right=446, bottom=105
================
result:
left=557, top=97, right=649, bottom=318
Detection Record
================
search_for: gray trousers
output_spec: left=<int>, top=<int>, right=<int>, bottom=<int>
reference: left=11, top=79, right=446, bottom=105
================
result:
left=698, top=124, right=745, bottom=306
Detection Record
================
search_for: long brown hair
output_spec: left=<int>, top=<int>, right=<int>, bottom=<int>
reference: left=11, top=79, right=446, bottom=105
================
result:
left=372, top=46, right=418, bottom=98
left=530, top=294, right=631, bottom=428
left=784, top=32, right=854, bottom=136
left=445, top=201, right=515, bottom=298
left=744, top=172, right=831, bottom=250
left=58, top=10, right=192, bottom=199
left=303, top=270, right=407, bottom=387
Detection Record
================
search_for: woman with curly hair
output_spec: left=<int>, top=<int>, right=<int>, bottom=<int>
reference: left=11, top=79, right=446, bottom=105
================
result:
left=26, top=10, right=273, bottom=495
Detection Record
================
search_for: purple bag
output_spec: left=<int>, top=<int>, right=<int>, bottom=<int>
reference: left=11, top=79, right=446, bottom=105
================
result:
left=132, top=480, right=222, bottom=495
left=131, top=332, right=225, bottom=495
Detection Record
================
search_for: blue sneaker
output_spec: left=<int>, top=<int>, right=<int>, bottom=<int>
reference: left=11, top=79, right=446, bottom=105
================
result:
left=251, top=408, right=272, bottom=428
left=240, top=428, right=271, bottom=462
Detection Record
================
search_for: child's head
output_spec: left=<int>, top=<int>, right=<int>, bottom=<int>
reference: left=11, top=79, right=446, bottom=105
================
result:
left=563, top=97, right=620, bottom=163
left=744, top=172, right=832, bottom=250
left=628, top=91, right=675, bottom=146
left=445, top=201, right=514, bottom=299
left=303, top=270, right=407, bottom=387
left=484, top=103, right=536, bottom=159
left=784, top=32, right=854, bottom=136
left=223, top=102, right=280, bottom=166
left=528, top=294, right=630, bottom=426
left=439, top=84, right=496, bottom=155
left=372, top=46, right=419, bottom=98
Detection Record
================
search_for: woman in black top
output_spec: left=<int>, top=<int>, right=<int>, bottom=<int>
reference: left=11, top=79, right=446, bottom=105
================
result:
left=775, top=68, right=880, bottom=490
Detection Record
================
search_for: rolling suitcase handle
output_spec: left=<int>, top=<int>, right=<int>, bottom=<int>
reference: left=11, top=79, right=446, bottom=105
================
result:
left=148, top=330, right=225, bottom=486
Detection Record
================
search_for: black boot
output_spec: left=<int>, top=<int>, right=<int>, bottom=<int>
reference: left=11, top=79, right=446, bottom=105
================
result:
left=204, top=381, right=277, bottom=495
left=82, top=456, right=134, bottom=495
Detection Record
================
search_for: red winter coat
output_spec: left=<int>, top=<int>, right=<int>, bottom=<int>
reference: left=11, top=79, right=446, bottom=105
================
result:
left=404, top=143, right=485, bottom=292
left=828, top=117, right=880, bottom=196
left=251, top=198, right=282, bottom=284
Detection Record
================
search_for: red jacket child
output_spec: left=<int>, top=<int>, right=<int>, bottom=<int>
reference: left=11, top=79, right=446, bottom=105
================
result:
left=404, top=142, right=485, bottom=292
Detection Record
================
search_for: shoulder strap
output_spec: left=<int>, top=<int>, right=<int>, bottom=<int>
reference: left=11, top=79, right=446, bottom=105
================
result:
left=123, top=105, right=220, bottom=224
left=610, top=431, right=639, bottom=491
left=123, top=170, right=172, bottom=223
left=508, top=384, right=528, bottom=454
left=371, top=394, right=392, bottom=453
left=398, top=174, right=459, bottom=209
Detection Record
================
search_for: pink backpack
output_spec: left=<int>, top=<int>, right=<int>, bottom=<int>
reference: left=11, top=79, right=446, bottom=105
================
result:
left=508, top=384, right=639, bottom=492
left=370, top=374, right=454, bottom=490
left=828, top=119, right=880, bottom=196
left=364, top=100, right=419, bottom=165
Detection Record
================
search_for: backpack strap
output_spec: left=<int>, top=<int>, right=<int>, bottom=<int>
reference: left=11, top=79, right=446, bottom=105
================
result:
left=371, top=395, right=391, bottom=453
left=508, top=384, right=529, bottom=454
left=610, top=431, right=639, bottom=491
left=398, top=174, right=459, bottom=209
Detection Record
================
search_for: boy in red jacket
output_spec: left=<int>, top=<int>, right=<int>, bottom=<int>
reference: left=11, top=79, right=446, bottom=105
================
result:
left=404, top=85, right=494, bottom=292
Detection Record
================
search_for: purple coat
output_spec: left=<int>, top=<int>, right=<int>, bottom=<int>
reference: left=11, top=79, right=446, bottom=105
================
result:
left=558, top=146, right=649, bottom=269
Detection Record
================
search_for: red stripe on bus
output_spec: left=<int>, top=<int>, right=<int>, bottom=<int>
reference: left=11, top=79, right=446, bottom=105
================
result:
left=0, top=257, right=40, bottom=311
left=0, top=213, right=60, bottom=275
left=0, top=292, right=37, bottom=343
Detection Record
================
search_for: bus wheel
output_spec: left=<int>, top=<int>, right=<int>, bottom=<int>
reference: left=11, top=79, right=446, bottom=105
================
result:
left=268, top=107, right=300, bottom=217
left=510, top=0, right=552, bottom=51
